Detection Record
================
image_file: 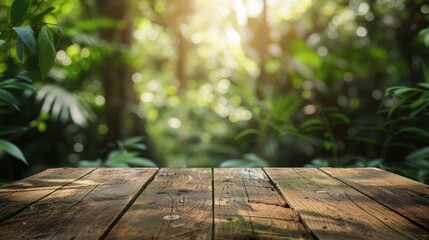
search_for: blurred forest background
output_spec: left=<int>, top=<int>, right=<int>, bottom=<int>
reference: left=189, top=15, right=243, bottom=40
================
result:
left=1, top=0, right=429, bottom=184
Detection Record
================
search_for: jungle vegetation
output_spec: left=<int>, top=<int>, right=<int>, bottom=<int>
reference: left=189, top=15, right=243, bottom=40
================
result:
left=1, top=0, right=429, bottom=184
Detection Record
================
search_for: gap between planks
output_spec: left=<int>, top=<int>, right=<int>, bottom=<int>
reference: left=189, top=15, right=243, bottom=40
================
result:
left=214, top=168, right=313, bottom=239
left=99, top=168, right=160, bottom=239
left=0, top=168, right=159, bottom=239
left=264, top=168, right=429, bottom=240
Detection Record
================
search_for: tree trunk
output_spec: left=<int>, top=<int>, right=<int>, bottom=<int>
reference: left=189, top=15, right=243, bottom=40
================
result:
left=256, top=0, right=270, bottom=99
left=96, top=0, right=164, bottom=166
left=176, top=28, right=187, bottom=94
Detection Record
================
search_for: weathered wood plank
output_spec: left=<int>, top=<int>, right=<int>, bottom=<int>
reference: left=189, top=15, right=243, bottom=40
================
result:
left=321, top=167, right=429, bottom=230
left=214, top=168, right=313, bottom=239
left=106, top=168, right=212, bottom=239
left=0, top=168, right=94, bottom=222
left=264, top=168, right=429, bottom=240
left=0, top=168, right=157, bottom=239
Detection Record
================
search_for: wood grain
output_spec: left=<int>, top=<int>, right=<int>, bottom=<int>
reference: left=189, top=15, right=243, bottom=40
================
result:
left=214, top=168, right=312, bottom=239
left=0, top=168, right=93, bottom=222
left=264, top=168, right=429, bottom=240
left=0, top=168, right=157, bottom=239
left=106, top=168, right=213, bottom=239
left=321, top=167, right=429, bottom=230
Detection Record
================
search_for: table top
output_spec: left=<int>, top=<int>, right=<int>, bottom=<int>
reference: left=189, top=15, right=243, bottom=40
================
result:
left=0, top=168, right=428, bottom=239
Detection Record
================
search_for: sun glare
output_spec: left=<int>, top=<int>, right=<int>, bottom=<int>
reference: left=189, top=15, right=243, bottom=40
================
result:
left=226, top=27, right=241, bottom=44
left=231, top=0, right=313, bottom=24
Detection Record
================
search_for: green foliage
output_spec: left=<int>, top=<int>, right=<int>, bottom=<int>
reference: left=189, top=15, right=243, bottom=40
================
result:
left=0, top=138, right=27, bottom=165
left=0, top=73, right=36, bottom=114
left=220, top=153, right=268, bottom=168
left=419, top=28, right=429, bottom=47
left=0, top=0, right=60, bottom=167
left=0, top=73, right=35, bottom=164
left=13, top=26, right=37, bottom=55
left=38, top=26, right=56, bottom=77
left=2, top=0, right=59, bottom=76
left=37, top=84, right=95, bottom=127
left=79, top=137, right=157, bottom=168
left=10, top=0, right=31, bottom=27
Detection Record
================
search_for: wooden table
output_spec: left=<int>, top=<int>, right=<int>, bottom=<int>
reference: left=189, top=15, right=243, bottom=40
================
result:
left=0, top=168, right=428, bottom=239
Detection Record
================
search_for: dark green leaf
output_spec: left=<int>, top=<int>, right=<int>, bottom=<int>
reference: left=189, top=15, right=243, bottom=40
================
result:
left=367, top=159, right=383, bottom=167
left=128, top=143, right=147, bottom=151
left=419, top=28, right=429, bottom=36
left=0, top=125, right=28, bottom=136
left=305, top=158, right=329, bottom=167
left=299, top=118, right=325, bottom=131
left=406, top=147, right=429, bottom=161
left=123, top=136, right=144, bottom=146
left=78, top=159, right=102, bottom=168
left=15, top=73, right=32, bottom=82
left=0, top=89, right=19, bottom=110
left=418, top=83, right=429, bottom=89
left=410, top=96, right=428, bottom=109
left=234, top=129, right=259, bottom=141
left=13, top=26, right=37, bottom=54
left=393, top=87, right=422, bottom=95
left=328, top=112, right=350, bottom=124
left=243, top=153, right=268, bottom=166
left=38, top=26, right=56, bottom=78
left=395, top=127, right=429, bottom=139
left=124, top=158, right=157, bottom=167
left=10, top=0, right=31, bottom=26
left=0, top=138, right=27, bottom=165
left=0, top=80, right=36, bottom=93
left=16, top=35, right=24, bottom=62
left=425, top=35, right=429, bottom=47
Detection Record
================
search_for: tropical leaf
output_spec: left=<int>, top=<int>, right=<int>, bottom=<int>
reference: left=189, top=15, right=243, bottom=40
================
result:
left=0, top=89, right=19, bottom=111
left=0, top=138, right=28, bottom=165
left=0, top=79, right=37, bottom=93
left=298, top=118, right=325, bottom=133
left=37, top=84, right=96, bottom=126
left=123, top=157, right=157, bottom=167
left=328, top=112, right=350, bottom=124
left=234, top=128, right=260, bottom=141
left=305, top=158, right=329, bottom=167
left=13, top=26, right=37, bottom=54
left=10, top=0, right=32, bottom=27
left=38, top=26, right=56, bottom=77
left=14, top=73, right=32, bottom=82
left=78, top=159, right=102, bottom=168
left=122, top=136, right=145, bottom=146
left=406, top=147, right=429, bottom=161
left=0, top=125, right=28, bottom=136
left=16, top=35, right=24, bottom=62
left=395, top=127, right=429, bottom=139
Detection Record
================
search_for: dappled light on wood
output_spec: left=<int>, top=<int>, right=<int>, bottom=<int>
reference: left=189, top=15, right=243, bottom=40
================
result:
left=0, top=168, right=428, bottom=239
